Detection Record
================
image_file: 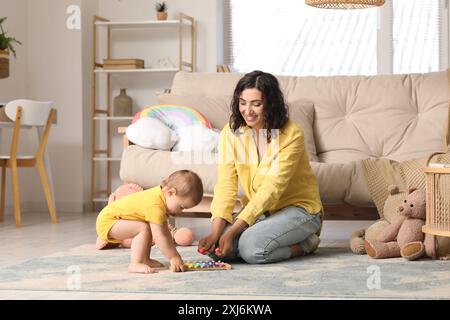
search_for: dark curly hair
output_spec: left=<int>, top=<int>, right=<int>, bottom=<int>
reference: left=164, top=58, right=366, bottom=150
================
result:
left=229, top=70, right=288, bottom=142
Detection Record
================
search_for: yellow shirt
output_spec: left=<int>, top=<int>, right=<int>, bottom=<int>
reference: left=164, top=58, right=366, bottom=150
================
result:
left=211, top=119, right=323, bottom=226
left=100, top=186, right=168, bottom=225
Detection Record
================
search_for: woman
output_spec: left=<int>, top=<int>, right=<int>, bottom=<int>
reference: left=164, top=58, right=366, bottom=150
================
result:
left=198, top=70, right=323, bottom=264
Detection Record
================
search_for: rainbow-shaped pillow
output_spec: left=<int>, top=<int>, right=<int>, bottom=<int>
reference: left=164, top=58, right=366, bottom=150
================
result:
left=132, top=105, right=212, bottom=133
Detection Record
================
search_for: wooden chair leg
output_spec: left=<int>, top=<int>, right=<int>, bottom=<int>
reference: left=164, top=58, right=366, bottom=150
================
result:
left=10, top=163, right=21, bottom=228
left=0, top=166, right=5, bottom=222
left=37, top=161, right=57, bottom=224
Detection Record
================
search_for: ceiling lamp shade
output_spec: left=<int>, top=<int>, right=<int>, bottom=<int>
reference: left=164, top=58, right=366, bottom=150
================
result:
left=305, top=0, right=385, bottom=9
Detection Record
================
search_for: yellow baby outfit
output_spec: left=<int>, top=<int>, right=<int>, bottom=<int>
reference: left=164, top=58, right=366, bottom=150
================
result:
left=96, top=186, right=168, bottom=243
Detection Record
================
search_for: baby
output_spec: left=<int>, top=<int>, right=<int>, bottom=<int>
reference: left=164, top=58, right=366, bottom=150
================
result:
left=95, top=170, right=203, bottom=274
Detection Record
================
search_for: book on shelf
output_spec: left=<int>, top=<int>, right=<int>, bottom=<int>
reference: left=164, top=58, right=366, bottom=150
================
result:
left=103, top=58, right=144, bottom=65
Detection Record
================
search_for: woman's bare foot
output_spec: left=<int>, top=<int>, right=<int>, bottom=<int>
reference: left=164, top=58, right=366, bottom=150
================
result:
left=144, top=258, right=165, bottom=268
left=128, top=263, right=157, bottom=274
left=290, top=243, right=303, bottom=258
left=96, top=237, right=120, bottom=250
left=290, top=234, right=320, bottom=258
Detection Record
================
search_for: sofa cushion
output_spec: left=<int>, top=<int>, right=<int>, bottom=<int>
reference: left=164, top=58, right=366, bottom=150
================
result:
left=172, top=124, right=220, bottom=153
left=289, top=100, right=318, bottom=162
left=132, top=104, right=213, bottom=133
left=310, top=161, right=353, bottom=206
left=345, top=161, right=374, bottom=207
left=310, top=161, right=372, bottom=207
left=125, top=117, right=177, bottom=150
left=361, top=152, right=450, bottom=216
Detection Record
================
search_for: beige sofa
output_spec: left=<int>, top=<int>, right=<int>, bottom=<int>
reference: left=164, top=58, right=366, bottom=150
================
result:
left=119, top=70, right=450, bottom=220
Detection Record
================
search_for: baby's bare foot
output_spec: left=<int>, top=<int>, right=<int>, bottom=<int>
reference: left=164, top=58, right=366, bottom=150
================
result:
left=144, top=258, right=165, bottom=268
left=128, top=263, right=157, bottom=274
left=96, top=237, right=120, bottom=250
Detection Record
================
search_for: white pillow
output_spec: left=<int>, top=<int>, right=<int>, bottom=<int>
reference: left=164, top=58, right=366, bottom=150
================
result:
left=126, top=117, right=178, bottom=150
left=172, top=124, right=220, bottom=153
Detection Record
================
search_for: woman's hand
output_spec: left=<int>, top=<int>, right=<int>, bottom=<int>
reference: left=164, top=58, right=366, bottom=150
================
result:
left=198, top=233, right=219, bottom=254
left=216, top=231, right=235, bottom=258
left=169, top=256, right=185, bottom=272
left=198, top=217, right=227, bottom=254
left=216, top=219, right=249, bottom=258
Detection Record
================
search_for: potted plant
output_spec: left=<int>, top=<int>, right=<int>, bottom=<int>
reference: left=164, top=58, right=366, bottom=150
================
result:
left=0, top=17, right=21, bottom=79
left=155, top=2, right=168, bottom=21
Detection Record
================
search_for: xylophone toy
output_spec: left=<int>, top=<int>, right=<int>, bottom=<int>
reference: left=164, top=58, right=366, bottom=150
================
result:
left=184, top=260, right=231, bottom=271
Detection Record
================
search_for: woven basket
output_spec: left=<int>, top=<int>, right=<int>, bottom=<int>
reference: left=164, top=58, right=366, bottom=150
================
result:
left=422, top=152, right=450, bottom=259
left=0, top=49, right=10, bottom=79
left=423, top=153, right=450, bottom=240
left=305, top=0, right=385, bottom=9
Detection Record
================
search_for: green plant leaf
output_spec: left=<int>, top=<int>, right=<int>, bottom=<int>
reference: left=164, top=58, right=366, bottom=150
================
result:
left=155, top=1, right=167, bottom=12
left=0, top=17, right=21, bottom=57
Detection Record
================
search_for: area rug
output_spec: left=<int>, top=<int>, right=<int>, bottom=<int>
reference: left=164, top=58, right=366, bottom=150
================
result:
left=0, top=244, right=449, bottom=299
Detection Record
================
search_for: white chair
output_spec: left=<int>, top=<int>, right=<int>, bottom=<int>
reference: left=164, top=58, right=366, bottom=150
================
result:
left=0, top=100, right=57, bottom=227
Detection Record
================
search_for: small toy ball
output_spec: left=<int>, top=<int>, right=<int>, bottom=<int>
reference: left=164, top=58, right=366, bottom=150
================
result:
left=173, top=227, right=194, bottom=246
left=198, top=248, right=206, bottom=254
left=215, top=248, right=221, bottom=255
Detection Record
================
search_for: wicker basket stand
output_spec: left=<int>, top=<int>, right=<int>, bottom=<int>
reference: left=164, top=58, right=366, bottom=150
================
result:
left=422, top=153, right=450, bottom=259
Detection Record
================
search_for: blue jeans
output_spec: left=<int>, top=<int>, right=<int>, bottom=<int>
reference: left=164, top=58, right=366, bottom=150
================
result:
left=209, top=206, right=322, bottom=264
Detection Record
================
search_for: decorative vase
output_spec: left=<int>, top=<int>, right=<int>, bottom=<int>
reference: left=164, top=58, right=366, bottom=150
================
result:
left=113, top=88, right=132, bottom=117
left=0, top=49, right=10, bottom=79
left=156, top=12, right=168, bottom=21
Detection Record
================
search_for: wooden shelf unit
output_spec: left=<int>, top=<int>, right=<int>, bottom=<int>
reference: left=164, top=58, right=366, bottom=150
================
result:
left=94, top=68, right=179, bottom=73
left=91, top=14, right=195, bottom=208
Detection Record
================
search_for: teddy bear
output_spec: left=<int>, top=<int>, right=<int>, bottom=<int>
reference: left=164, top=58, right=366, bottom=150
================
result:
left=350, top=185, right=406, bottom=254
left=107, top=182, right=194, bottom=247
left=364, top=187, right=433, bottom=260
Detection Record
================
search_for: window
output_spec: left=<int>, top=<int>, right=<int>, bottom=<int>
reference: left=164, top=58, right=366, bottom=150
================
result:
left=393, top=0, right=441, bottom=74
left=224, top=0, right=447, bottom=76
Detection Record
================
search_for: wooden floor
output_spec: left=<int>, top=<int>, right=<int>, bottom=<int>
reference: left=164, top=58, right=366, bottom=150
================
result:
left=0, top=211, right=373, bottom=299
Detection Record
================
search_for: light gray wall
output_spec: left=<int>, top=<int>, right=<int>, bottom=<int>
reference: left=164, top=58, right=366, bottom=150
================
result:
left=0, top=0, right=28, bottom=101
left=26, top=0, right=84, bottom=212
